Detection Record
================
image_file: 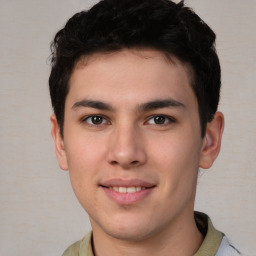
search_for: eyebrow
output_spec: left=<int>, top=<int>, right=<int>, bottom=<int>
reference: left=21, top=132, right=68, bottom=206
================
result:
left=72, top=99, right=113, bottom=111
left=138, top=99, right=185, bottom=111
left=72, top=98, right=185, bottom=112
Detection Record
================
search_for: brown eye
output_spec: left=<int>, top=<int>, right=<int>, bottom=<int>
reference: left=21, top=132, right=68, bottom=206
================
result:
left=154, top=116, right=166, bottom=124
left=147, top=115, right=175, bottom=125
left=85, top=115, right=107, bottom=125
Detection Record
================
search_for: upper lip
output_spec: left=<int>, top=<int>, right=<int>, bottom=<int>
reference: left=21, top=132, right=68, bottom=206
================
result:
left=100, top=178, right=155, bottom=188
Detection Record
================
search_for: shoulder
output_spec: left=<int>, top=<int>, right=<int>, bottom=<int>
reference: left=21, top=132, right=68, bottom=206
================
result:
left=216, top=236, right=242, bottom=256
left=62, top=240, right=81, bottom=256
left=194, top=212, right=242, bottom=256
left=62, top=232, right=93, bottom=256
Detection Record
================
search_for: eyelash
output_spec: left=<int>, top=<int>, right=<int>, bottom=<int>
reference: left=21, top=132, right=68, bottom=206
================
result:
left=82, top=115, right=109, bottom=126
left=81, top=114, right=176, bottom=127
left=146, top=115, right=176, bottom=126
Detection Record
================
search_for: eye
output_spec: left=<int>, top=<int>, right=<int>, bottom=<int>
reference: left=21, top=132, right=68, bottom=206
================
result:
left=84, top=115, right=108, bottom=125
left=147, top=115, right=175, bottom=125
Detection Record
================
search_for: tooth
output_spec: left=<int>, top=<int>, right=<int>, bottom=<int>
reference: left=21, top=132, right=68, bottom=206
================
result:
left=127, top=187, right=136, bottom=193
left=112, top=186, right=146, bottom=193
left=119, top=187, right=127, bottom=193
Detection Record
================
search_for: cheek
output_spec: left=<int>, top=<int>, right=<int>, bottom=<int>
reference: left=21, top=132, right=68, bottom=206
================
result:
left=154, top=133, right=201, bottom=166
left=65, top=132, right=106, bottom=171
left=156, top=139, right=200, bottom=212
left=64, top=135, right=106, bottom=200
left=151, top=133, right=202, bottom=188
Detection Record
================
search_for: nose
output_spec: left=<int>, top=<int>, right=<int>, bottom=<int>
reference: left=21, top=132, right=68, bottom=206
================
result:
left=106, top=124, right=147, bottom=169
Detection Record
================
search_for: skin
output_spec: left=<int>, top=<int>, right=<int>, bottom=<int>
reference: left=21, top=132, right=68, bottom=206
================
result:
left=51, top=49, right=224, bottom=256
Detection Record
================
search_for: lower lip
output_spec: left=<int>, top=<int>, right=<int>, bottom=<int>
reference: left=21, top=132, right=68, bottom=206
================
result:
left=101, top=187, right=154, bottom=205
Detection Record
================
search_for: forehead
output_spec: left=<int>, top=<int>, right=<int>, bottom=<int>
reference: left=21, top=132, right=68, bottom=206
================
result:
left=75, top=48, right=193, bottom=80
left=67, top=49, right=196, bottom=108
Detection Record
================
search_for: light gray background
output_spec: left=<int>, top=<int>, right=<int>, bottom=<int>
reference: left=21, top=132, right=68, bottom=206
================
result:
left=0, top=0, right=255, bottom=255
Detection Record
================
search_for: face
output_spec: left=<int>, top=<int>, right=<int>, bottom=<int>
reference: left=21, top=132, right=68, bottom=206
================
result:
left=51, top=49, right=223, bottom=242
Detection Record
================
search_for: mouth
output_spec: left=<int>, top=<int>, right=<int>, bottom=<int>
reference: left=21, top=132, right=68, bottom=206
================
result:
left=99, top=179, right=156, bottom=204
left=100, top=186, right=151, bottom=193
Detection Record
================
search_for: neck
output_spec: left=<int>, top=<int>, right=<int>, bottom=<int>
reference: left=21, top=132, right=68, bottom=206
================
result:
left=91, top=211, right=203, bottom=256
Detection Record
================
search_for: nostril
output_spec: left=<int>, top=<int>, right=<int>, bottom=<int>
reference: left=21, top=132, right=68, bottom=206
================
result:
left=110, top=160, right=119, bottom=165
left=109, top=160, right=140, bottom=167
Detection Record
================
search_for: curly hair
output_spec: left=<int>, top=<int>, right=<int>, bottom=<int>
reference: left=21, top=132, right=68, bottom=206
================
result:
left=49, top=0, right=221, bottom=137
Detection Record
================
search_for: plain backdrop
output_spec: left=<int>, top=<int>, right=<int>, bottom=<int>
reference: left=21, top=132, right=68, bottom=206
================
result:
left=0, top=0, right=255, bottom=255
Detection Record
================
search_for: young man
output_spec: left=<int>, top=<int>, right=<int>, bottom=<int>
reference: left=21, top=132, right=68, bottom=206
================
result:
left=49, top=0, right=241, bottom=255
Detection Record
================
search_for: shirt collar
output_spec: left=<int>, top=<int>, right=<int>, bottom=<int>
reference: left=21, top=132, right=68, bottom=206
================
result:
left=194, top=211, right=224, bottom=256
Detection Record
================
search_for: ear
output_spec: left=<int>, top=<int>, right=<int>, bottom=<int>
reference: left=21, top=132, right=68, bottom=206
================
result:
left=199, top=112, right=224, bottom=169
left=50, top=114, right=68, bottom=170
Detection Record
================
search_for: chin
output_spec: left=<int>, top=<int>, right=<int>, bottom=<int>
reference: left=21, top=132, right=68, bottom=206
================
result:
left=97, top=216, right=159, bottom=242
left=105, top=226, right=154, bottom=242
left=89, top=206, right=166, bottom=242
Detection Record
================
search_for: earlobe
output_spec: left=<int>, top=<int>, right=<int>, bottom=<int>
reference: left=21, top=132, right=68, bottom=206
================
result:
left=199, top=112, right=224, bottom=169
left=50, top=114, right=69, bottom=170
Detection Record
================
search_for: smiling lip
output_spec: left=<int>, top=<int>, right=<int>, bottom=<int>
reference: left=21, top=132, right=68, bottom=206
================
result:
left=100, top=179, right=156, bottom=205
